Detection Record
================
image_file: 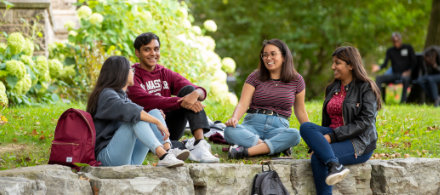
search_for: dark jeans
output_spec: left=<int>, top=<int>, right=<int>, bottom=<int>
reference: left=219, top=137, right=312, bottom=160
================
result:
left=165, top=85, right=210, bottom=141
left=300, top=122, right=373, bottom=195
left=375, top=73, right=410, bottom=103
left=417, top=74, right=440, bottom=101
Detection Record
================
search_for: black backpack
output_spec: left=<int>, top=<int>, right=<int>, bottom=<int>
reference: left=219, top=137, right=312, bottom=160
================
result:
left=251, top=162, right=289, bottom=195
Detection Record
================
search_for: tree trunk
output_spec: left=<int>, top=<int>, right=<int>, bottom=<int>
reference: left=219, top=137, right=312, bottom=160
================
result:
left=425, top=0, right=440, bottom=48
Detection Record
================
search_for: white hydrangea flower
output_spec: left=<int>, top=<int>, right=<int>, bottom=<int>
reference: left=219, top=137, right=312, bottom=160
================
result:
left=5, top=60, right=26, bottom=80
left=176, top=7, right=188, bottom=19
left=203, top=20, right=217, bottom=32
left=221, top=57, right=236, bottom=73
left=227, top=92, right=238, bottom=105
left=183, top=20, right=192, bottom=28
left=210, top=81, right=229, bottom=97
left=89, top=13, right=104, bottom=25
left=192, top=26, right=202, bottom=35
left=77, top=6, right=92, bottom=19
left=213, top=69, right=227, bottom=83
left=22, top=39, right=34, bottom=56
left=12, top=74, right=32, bottom=95
left=68, top=31, right=78, bottom=37
left=198, top=36, right=216, bottom=51
left=138, top=10, right=152, bottom=21
left=0, top=43, right=7, bottom=54
left=64, top=21, right=76, bottom=30
left=48, top=59, right=63, bottom=78
left=0, top=81, right=8, bottom=107
left=7, top=32, right=25, bottom=55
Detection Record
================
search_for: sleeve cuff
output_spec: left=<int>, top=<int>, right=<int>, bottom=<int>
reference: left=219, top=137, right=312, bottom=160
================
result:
left=195, top=87, right=207, bottom=101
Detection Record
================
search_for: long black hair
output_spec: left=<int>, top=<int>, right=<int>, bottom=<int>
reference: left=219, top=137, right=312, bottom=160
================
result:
left=257, top=39, right=298, bottom=82
left=331, top=46, right=382, bottom=110
left=86, top=56, right=131, bottom=116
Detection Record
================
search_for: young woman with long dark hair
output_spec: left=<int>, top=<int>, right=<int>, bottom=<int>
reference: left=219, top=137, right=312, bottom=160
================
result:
left=87, top=56, right=189, bottom=167
left=224, top=39, right=309, bottom=159
left=300, top=46, right=381, bottom=194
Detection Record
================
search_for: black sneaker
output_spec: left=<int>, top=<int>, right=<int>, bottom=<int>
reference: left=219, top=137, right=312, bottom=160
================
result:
left=325, top=162, right=350, bottom=185
left=228, top=145, right=248, bottom=159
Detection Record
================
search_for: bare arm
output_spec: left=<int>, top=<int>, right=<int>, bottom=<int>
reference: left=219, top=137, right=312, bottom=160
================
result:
left=293, top=90, right=309, bottom=124
left=225, top=83, right=255, bottom=127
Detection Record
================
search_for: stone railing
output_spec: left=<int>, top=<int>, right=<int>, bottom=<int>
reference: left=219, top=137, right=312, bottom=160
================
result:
left=0, top=158, right=439, bottom=194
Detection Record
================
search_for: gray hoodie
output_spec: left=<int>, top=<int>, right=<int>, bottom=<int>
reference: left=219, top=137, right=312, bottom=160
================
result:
left=93, top=88, right=144, bottom=156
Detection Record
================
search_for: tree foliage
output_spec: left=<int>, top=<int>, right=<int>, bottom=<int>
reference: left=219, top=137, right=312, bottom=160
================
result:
left=187, top=0, right=431, bottom=98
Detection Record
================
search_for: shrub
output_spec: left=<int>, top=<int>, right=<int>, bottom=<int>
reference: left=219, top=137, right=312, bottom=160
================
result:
left=0, top=32, right=64, bottom=106
left=50, top=0, right=237, bottom=106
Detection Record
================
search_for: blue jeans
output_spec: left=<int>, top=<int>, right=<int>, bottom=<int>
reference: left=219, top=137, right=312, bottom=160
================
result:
left=300, top=122, right=373, bottom=195
left=224, top=113, right=300, bottom=155
left=417, top=74, right=440, bottom=101
left=97, top=109, right=170, bottom=166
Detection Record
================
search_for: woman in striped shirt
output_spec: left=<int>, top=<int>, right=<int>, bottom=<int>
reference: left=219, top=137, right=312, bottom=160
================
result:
left=224, top=39, right=309, bottom=159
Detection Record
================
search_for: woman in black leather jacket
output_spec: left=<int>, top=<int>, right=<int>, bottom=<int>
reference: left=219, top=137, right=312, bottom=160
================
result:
left=300, top=46, right=382, bottom=195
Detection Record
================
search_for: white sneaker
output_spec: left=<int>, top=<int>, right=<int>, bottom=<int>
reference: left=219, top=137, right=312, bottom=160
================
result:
left=168, top=148, right=190, bottom=161
left=157, top=153, right=184, bottom=168
left=185, top=139, right=219, bottom=163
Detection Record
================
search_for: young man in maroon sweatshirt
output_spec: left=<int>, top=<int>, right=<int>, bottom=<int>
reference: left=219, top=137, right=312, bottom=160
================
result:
left=127, top=32, right=219, bottom=163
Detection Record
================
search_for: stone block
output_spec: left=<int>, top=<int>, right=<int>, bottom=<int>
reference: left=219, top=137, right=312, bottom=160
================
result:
left=187, top=163, right=294, bottom=195
left=0, top=177, right=46, bottom=195
left=0, top=165, right=92, bottom=195
left=82, top=165, right=194, bottom=195
left=272, top=159, right=372, bottom=195
left=370, top=158, right=440, bottom=195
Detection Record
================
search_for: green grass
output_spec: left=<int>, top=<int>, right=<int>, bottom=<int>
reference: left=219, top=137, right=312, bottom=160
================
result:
left=1, top=100, right=439, bottom=170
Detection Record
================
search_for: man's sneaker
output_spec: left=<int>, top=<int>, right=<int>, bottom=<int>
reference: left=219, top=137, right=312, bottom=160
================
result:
left=186, top=139, right=219, bottom=163
left=168, top=148, right=190, bottom=161
left=228, top=145, right=248, bottom=159
left=325, top=162, right=350, bottom=185
left=157, top=153, right=184, bottom=168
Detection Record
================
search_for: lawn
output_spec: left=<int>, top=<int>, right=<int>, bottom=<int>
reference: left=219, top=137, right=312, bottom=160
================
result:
left=0, top=100, right=439, bottom=170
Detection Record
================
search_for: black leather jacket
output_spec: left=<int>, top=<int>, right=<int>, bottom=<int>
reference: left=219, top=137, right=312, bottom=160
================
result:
left=323, top=80, right=378, bottom=156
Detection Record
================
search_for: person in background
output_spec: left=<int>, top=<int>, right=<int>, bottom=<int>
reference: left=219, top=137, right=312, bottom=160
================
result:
left=301, top=46, right=381, bottom=194
left=417, top=46, right=440, bottom=107
left=87, top=56, right=189, bottom=167
left=224, top=39, right=309, bottom=159
left=372, top=32, right=416, bottom=103
left=127, top=32, right=219, bottom=163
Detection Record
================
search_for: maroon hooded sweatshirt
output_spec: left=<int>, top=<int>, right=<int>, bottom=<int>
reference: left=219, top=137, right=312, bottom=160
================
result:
left=127, top=63, right=206, bottom=112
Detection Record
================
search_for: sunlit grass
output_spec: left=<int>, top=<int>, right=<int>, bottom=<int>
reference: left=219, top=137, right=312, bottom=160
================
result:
left=0, top=99, right=439, bottom=169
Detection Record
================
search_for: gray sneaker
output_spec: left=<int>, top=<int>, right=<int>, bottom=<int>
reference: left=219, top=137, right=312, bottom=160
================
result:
left=168, top=148, right=190, bottom=161
left=157, top=153, right=184, bottom=168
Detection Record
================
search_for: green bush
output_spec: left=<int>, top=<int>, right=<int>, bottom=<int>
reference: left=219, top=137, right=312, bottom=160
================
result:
left=0, top=32, right=68, bottom=107
left=50, top=0, right=237, bottom=106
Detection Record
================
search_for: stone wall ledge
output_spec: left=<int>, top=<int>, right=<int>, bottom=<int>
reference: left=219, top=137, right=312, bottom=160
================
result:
left=0, top=0, right=50, bottom=9
left=0, top=158, right=439, bottom=195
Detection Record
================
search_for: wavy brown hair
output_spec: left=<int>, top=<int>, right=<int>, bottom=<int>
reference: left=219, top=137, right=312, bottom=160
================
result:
left=257, top=39, right=298, bottom=82
left=332, top=46, right=382, bottom=110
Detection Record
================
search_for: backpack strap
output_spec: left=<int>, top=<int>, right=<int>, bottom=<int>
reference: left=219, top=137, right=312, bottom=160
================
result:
left=261, top=160, right=272, bottom=172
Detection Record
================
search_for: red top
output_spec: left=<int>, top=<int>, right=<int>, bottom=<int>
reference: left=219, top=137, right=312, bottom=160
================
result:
left=245, top=71, right=305, bottom=117
left=127, top=63, right=206, bottom=112
left=326, top=84, right=346, bottom=129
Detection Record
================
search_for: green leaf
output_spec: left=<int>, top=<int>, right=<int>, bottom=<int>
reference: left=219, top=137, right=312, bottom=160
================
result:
left=5, top=75, right=18, bottom=89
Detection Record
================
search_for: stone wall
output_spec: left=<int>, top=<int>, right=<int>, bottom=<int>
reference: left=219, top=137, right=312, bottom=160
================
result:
left=0, top=158, right=439, bottom=194
left=0, top=0, right=54, bottom=56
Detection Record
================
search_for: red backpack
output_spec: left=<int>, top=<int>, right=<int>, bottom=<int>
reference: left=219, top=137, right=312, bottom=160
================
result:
left=49, top=108, right=101, bottom=170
